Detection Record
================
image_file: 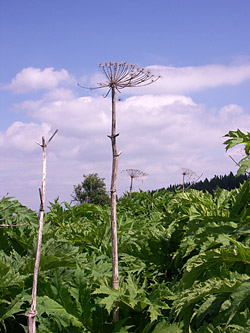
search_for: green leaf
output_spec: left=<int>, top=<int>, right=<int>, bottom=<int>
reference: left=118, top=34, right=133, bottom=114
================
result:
left=0, top=294, right=25, bottom=330
left=92, top=285, right=119, bottom=314
left=37, top=296, right=84, bottom=329
left=225, top=280, right=250, bottom=328
left=152, top=320, right=183, bottom=333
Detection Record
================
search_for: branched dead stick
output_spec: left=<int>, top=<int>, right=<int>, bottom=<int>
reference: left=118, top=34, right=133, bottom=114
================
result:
left=26, top=129, right=58, bottom=333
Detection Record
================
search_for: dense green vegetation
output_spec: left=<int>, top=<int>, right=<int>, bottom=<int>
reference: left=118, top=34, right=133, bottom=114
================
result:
left=1, top=179, right=250, bottom=332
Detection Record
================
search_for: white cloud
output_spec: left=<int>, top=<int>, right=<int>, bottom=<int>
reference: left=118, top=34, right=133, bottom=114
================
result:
left=1, top=91, right=249, bottom=210
left=5, top=67, right=72, bottom=93
left=129, top=63, right=250, bottom=95
left=43, top=88, right=76, bottom=101
left=1, top=64, right=250, bottom=209
left=27, top=96, right=111, bottom=138
left=0, top=122, right=51, bottom=152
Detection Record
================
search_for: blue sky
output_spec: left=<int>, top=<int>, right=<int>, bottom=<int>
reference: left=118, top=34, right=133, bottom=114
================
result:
left=1, top=0, right=250, bottom=209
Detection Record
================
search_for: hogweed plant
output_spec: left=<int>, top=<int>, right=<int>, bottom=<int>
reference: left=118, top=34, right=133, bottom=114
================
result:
left=122, top=169, right=148, bottom=198
left=79, top=62, right=160, bottom=321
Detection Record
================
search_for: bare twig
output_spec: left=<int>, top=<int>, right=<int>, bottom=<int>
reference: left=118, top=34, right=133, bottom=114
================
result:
left=48, top=129, right=59, bottom=143
left=0, top=192, right=9, bottom=201
left=229, top=155, right=250, bottom=175
left=0, top=202, right=15, bottom=213
left=0, top=221, right=28, bottom=228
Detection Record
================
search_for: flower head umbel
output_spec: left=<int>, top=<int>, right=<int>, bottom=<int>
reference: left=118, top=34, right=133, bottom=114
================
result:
left=122, top=168, right=148, bottom=182
left=79, top=62, right=160, bottom=96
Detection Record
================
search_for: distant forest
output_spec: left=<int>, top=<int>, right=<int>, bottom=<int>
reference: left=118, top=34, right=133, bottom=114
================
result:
left=157, top=172, right=249, bottom=194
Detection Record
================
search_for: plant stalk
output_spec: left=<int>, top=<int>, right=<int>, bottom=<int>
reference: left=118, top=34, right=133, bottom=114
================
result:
left=110, top=85, right=119, bottom=322
left=182, top=173, right=185, bottom=192
left=26, top=130, right=57, bottom=332
left=26, top=137, right=46, bottom=332
left=129, top=176, right=134, bottom=198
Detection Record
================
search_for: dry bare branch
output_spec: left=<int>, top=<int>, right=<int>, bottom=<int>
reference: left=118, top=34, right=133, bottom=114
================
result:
left=26, top=130, right=58, bottom=333
left=229, top=154, right=250, bottom=175
left=0, top=221, right=28, bottom=228
left=0, top=192, right=9, bottom=201
left=0, top=202, right=15, bottom=213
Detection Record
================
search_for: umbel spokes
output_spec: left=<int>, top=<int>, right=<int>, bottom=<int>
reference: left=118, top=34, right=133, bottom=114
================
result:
left=99, top=62, right=160, bottom=90
left=78, top=62, right=160, bottom=95
left=122, top=169, right=148, bottom=182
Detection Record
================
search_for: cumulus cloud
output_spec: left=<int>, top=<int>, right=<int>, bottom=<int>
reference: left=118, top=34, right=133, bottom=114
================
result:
left=1, top=64, right=250, bottom=209
left=129, top=63, right=250, bottom=95
left=27, top=96, right=111, bottom=138
left=0, top=122, right=51, bottom=152
left=43, top=88, right=76, bottom=101
left=5, top=67, right=72, bottom=93
left=1, top=90, right=249, bottom=209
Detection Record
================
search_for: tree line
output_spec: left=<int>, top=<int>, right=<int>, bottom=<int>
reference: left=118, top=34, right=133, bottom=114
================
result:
left=163, top=172, right=249, bottom=194
left=73, top=172, right=249, bottom=206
